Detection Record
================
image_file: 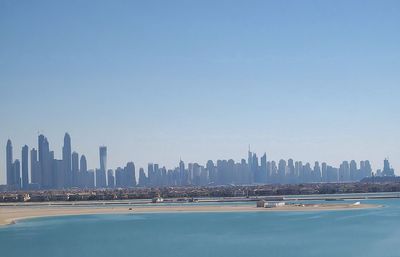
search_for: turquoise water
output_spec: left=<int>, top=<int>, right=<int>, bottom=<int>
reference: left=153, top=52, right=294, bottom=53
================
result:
left=1, top=199, right=400, bottom=257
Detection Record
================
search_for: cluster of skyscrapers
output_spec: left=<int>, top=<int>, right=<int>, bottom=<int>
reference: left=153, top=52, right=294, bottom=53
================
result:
left=4, top=133, right=396, bottom=191
left=5, top=133, right=137, bottom=191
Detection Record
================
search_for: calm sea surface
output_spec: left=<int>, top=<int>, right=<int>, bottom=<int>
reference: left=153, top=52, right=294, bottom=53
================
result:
left=1, top=199, right=400, bottom=257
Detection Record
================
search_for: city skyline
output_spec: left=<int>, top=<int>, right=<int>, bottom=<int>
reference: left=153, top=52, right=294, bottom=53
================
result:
left=1, top=1, right=399, bottom=183
left=2, top=2, right=400, bottom=257
left=2, top=132, right=396, bottom=190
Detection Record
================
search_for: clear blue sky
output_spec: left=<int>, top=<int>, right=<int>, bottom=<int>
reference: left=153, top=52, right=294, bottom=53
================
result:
left=1, top=0, right=399, bottom=183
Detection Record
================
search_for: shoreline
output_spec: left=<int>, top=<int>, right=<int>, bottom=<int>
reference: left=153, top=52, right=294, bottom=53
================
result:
left=0, top=203, right=381, bottom=227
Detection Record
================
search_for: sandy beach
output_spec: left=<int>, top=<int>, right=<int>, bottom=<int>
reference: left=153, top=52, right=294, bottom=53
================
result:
left=0, top=203, right=380, bottom=227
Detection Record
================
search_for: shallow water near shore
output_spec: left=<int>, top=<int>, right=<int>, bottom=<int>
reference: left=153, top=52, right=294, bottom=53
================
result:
left=1, top=199, right=399, bottom=257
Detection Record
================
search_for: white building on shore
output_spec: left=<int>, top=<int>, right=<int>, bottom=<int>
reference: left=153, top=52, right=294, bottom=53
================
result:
left=257, top=200, right=286, bottom=208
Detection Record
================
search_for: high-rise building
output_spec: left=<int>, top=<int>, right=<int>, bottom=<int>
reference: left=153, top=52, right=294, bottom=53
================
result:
left=363, top=160, right=372, bottom=178
left=206, top=160, right=216, bottom=184
left=95, top=168, right=107, bottom=188
left=99, top=146, right=107, bottom=172
left=350, top=160, right=358, bottom=181
left=260, top=153, right=267, bottom=183
left=125, top=162, right=136, bottom=187
left=288, top=159, right=295, bottom=183
left=138, top=168, right=147, bottom=186
left=78, top=155, right=88, bottom=188
left=62, top=133, right=72, bottom=187
left=38, top=134, right=52, bottom=188
left=382, top=159, right=395, bottom=176
left=13, top=159, right=21, bottom=189
left=49, top=151, right=55, bottom=188
left=53, top=159, right=64, bottom=189
left=339, top=161, right=350, bottom=182
left=80, top=155, right=87, bottom=173
left=303, top=163, right=312, bottom=182
left=191, top=163, right=201, bottom=186
left=86, top=169, right=95, bottom=188
left=313, top=162, right=321, bottom=182
left=148, top=163, right=154, bottom=185
left=327, top=166, right=338, bottom=182
left=251, top=153, right=259, bottom=183
left=107, top=169, right=115, bottom=188
left=6, top=139, right=13, bottom=187
left=278, top=159, right=286, bottom=183
left=97, top=146, right=107, bottom=187
left=30, top=148, right=41, bottom=187
left=321, top=162, right=328, bottom=182
left=71, top=152, right=79, bottom=187
left=115, top=167, right=124, bottom=187
left=21, top=145, right=29, bottom=189
left=179, top=159, right=186, bottom=186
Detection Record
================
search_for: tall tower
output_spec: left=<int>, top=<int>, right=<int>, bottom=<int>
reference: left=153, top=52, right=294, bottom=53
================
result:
left=30, top=148, right=41, bottom=186
left=80, top=155, right=87, bottom=173
left=99, top=146, right=107, bottom=186
left=247, top=146, right=252, bottom=172
left=350, top=160, right=357, bottom=181
left=99, top=146, right=107, bottom=172
left=260, top=153, right=267, bottom=183
left=62, top=133, right=72, bottom=187
left=71, top=151, right=79, bottom=187
left=13, top=159, right=21, bottom=189
left=382, top=159, right=395, bottom=176
left=21, top=145, right=29, bottom=189
left=38, top=134, right=51, bottom=188
left=6, top=139, right=13, bottom=186
left=125, top=162, right=136, bottom=187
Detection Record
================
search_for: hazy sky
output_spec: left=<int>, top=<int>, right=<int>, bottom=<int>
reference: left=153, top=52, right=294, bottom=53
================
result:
left=1, top=0, right=399, bottom=183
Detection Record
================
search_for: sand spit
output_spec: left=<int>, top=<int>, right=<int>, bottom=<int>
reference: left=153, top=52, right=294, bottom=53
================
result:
left=0, top=203, right=380, bottom=227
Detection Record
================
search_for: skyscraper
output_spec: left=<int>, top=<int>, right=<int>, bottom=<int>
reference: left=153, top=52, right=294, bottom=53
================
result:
left=62, top=133, right=72, bottom=187
left=148, top=163, right=154, bottom=186
left=99, top=146, right=107, bottom=172
left=95, top=168, right=107, bottom=188
left=98, top=146, right=107, bottom=187
left=206, top=160, right=216, bottom=184
left=339, top=161, right=350, bottom=182
left=138, top=167, right=147, bottom=186
left=179, top=159, right=185, bottom=186
left=313, top=162, right=321, bottom=182
left=13, top=159, right=21, bottom=189
left=71, top=152, right=79, bottom=187
left=78, top=154, right=88, bottom=188
left=21, top=145, right=29, bottom=189
left=53, top=159, right=64, bottom=189
left=251, top=153, right=259, bottom=183
left=38, top=134, right=51, bottom=188
left=382, top=159, right=395, bottom=176
left=288, top=159, right=295, bottom=183
left=107, top=169, right=115, bottom=188
left=278, top=159, right=286, bottom=183
left=6, top=139, right=13, bottom=187
left=125, top=162, right=136, bottom=187
left=30, top=148, right=41, bottom=186
left=80, top=155, right=87, bottom=173
left=363, top=160, right=372, bottom=178
left=350, top=160, right=358, bottom=181
left=49, top=151, right=55, bottom=188
left=321, top=162, right=328, bottom=182
left=260, top=153, right=267, bottom=183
